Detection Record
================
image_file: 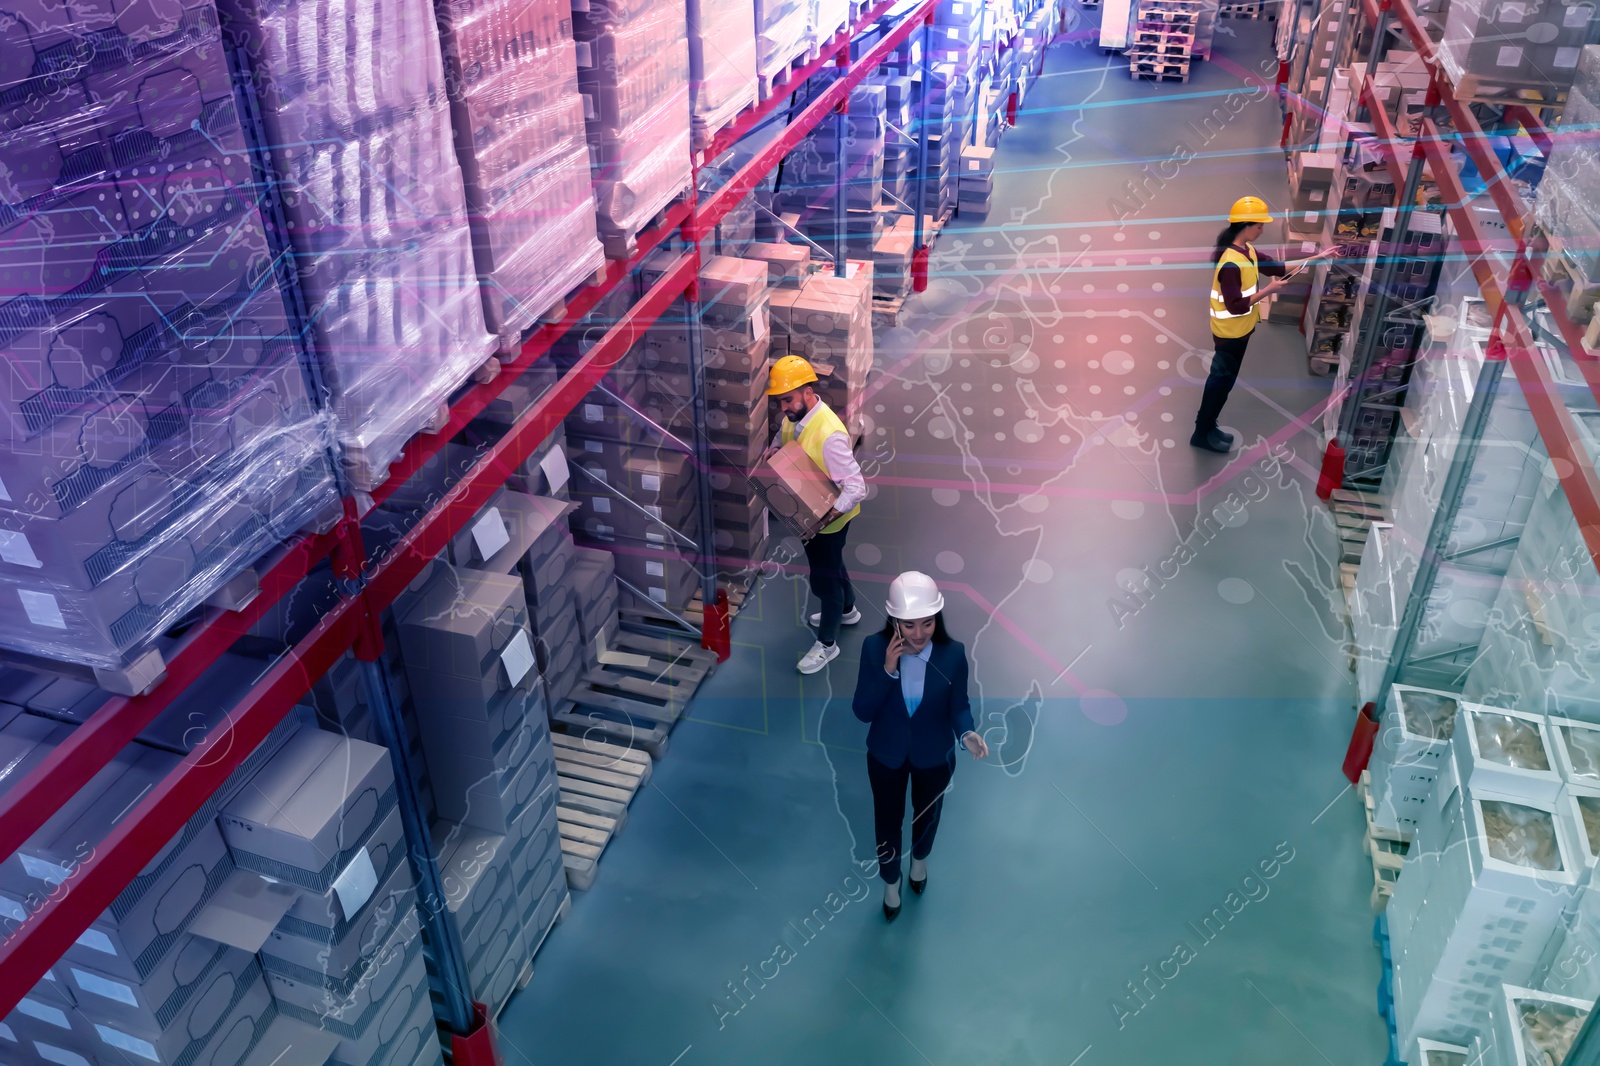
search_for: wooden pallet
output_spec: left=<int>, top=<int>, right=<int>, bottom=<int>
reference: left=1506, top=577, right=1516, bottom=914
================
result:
left=758, top=43, right=818, bottom=102
left=1330, top=489, right=1383, bottom=566
left=1356, top=770, right=1411, bottom=911
left=1451, top=71, right=1566, bottom=110
left=550, top=630, right=720, bottom=757
left=552, top=732, right=652, bottom=890
left=617, top=570, right=756, bottom=630
left=1132, top=64, right=1189, bottom=82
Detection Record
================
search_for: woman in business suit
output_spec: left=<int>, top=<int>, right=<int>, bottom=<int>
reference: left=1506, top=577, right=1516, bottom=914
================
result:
left=853, top=572, right=989, bottom=921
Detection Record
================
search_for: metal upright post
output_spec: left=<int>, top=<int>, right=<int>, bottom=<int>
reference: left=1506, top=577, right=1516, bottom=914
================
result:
left=1335, top=135, right=1427, bottom=460
left=835, top=95, right=850, bottom=278
left=683, top=241, right=720, bottom=608
left=1372, top=343, right=1507, bottom=716
left=970, top=0, right=987, bottom=148
left=1363, top=0, right=1391, bottom=77
left=354, top=656, right=477, bottom=1037
left=911, top=14, right=935, bottom=291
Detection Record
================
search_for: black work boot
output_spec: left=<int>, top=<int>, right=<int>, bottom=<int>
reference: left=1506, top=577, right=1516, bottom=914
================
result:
left=1190, top=428, right=1233, bottom=453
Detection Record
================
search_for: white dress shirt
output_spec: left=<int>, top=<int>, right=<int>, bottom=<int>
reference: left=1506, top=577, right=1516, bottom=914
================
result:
left=888, top=641, right=934, bottom=715
left=771, top=401, right=867, bottom=514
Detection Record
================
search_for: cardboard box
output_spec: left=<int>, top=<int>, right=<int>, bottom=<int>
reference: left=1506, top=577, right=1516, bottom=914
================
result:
left=218, top=731, right=392, bottom=883
left=752, top=441, right=837, bottom=539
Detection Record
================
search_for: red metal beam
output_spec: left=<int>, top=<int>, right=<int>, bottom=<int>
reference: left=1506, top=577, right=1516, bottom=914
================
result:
left=0, top=527, right=339, bottom=864
left=699, top=0, right=937, bottom=232
left=1507, top=104, right=1553, bottom=155
left=0, top=602, right=360, bottom=1018
left=703, top=0, right=901, bottom=163
left=368, top=200, right=694, bottom=510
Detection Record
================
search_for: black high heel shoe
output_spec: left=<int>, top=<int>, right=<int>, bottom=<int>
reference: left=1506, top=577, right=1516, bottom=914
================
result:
left=883, top=898, right=901, bottom=921
left=909, top=875, right=926, bottom=895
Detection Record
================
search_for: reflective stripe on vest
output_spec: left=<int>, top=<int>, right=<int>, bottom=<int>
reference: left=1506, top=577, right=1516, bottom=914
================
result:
left=1209, top=246, right=1260, bottom=338
left=780, top=401, right=860, bottom=534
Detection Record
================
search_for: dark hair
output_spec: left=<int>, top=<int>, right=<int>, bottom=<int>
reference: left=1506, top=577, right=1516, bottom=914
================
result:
left=1212, top=221, right=1254, bottom=263
left=880, top=612, right=952, bottom=644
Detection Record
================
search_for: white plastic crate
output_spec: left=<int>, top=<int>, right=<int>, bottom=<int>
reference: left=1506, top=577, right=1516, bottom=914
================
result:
left=1451, top=705, right=1563, bottom=805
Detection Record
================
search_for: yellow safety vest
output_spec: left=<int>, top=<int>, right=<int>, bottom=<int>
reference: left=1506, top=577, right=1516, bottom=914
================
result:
left=780, top=401, right=860, bottom=535
left=1209, top=245, right=1260, bottom=339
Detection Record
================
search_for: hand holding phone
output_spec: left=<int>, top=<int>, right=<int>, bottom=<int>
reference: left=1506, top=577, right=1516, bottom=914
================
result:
left=884, top=622, right=908, bottom=675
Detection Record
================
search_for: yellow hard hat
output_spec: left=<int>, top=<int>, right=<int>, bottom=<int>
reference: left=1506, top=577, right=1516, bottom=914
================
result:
left=1228, top=196, right=1272, bottom=224
left=766, top=354, right=818, bottom=396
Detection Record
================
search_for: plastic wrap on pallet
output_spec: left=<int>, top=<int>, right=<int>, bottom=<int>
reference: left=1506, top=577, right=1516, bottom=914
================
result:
left=1465, top=411, right=1600, bottom=719
left=754, top=0, right=812, bottom=81
left=437, top=0, right=607, bottom=337
left=808, top=0, right=850, bottom=51
left=688, top=0, right=759, bottom=141
left=1438, top=0, right=1599, bottom=94
left=575, top=0, right=692, bottom=252
left=222, top=0, right=495, bottom=491
left=0, top=0, right=340, bottom=669
left=1534, top=48, right=1600, bottom=309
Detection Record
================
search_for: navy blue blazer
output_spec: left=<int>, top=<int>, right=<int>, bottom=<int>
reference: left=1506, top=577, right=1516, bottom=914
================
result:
left=852, top=634, right=975, bottom=768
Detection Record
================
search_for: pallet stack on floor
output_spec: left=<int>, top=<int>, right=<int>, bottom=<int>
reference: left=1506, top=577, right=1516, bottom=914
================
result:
left=1127, top=0, right=1203, bottom=81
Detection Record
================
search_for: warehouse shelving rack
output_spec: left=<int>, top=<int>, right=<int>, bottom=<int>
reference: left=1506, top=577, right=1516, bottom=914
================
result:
left=0, top=0, right=955, bottom=1046
left=1290, top=0, right=1600, bottom=727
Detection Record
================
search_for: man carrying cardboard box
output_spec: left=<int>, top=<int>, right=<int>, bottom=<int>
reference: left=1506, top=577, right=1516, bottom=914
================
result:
left=765, top=355, right=867, bottom=674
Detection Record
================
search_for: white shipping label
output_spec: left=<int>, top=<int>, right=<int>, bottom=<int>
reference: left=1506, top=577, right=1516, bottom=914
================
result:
left=0, top=531, right=40, bottom=568
left=36, top=1043, right=91, bottom=1066
left=540, top=448, right=570, bottom=493
left=471, top=507, right=511, bottom=561
left=752, top=305, right=768, bottom=341
left=641, top=473, right=661, bottom=491
left=19, top=854, right=69, bottom=885
left=649, top=587, right=667, bottom=603
left=845, top=261, right=861, bottom=279
left=17, top=999, right=68, bottom=1028
left=593, top=497, right=611, bottom=513
left=584, top=403, right=603, bottom=422
left=646, top=561, right=665, bottom=577
left=76, top=928, right=116, bottom=956
left=71, top=969, right=137, bottom=1007
left=646, top=504, right=662, bottom=519
left=0, top=1022, right=11, bottom=1042
left=502, top=628, right=536, bottom=686
left=575, top=39, right=592, bottom=66
left=0, top=474, right=9, bottom=502
left=968, top=160, right=980, bottom=171
left=332, top=848, right=379, bottom=920
left=585, top=439, right=603, bottom=453
left=1497, top=45, right=1523, bottom=64
left=18, top=590, right=66, bottom=629
left=93, top=1026, right=158, bottom=1063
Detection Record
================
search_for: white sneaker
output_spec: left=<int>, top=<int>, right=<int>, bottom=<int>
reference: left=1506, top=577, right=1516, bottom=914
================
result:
left=797, top=641, right=840, bottom=674
left=809, top=607, right=863, bottom=627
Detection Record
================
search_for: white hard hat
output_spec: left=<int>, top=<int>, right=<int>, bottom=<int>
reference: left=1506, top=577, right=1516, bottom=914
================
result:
left=886, top=571, right=945, bottom=620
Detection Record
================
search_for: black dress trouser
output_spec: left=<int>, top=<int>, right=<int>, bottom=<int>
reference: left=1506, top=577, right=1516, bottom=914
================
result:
left=867, top=752, right=955, bottom=884
left=1195, top=330, right=1253, bottom=434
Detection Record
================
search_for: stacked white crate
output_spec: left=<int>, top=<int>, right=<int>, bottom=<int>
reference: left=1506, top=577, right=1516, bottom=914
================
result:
left=754, top=0, right=812, bottom=91
left=1465, top=411, right=1600, bottom=718
left=1389, top=704, right=1584, bottom=1059
left=0, top=0, right=341, bottom=680
left=220, top=0, right=495, bottom=492
left=435, top=0, right=607, bottom=339
left=219, top=731, right=446, bottom=1066
left=1478, top=985, right=1591, bottom=1066
left=1368, top=684, right=1460, bottom=838
left=393, top=563, right=566, bottom=1013
left=574, top=0, right=693, bottom=259
left=1438, top=0, right=1596, bottom=99
left=959, top=145, right=995, bottom=215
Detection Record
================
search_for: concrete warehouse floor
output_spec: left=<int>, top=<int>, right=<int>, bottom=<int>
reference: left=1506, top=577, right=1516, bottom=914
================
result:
left=501, top=12, right=1386, bottom=1065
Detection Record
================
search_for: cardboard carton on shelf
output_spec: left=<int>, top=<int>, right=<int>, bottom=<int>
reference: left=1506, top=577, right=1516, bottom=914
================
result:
left=752, top=440, right=838, bottom=540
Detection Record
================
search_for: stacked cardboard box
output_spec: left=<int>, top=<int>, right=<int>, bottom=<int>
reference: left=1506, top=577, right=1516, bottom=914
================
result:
left=0, top=0, right=341, bottom=675
left=770, top=270, right=874, bottom=440
left=220, top=731, right=446, bottom=1066
left=0, top=679, right=330, bottom=1066
left=1439, top=0, right=1597, bottom=98
left=393, top=563, right=566, bottom=1012
left=873, top=74, right=915, bottom=206
left=436, top=0, right=607, bottom=338
left=959, top=145, right=995, bottom=214
left=574, top=0, right=693, bottom=259
left=220, top=0, right=495, bottom=492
